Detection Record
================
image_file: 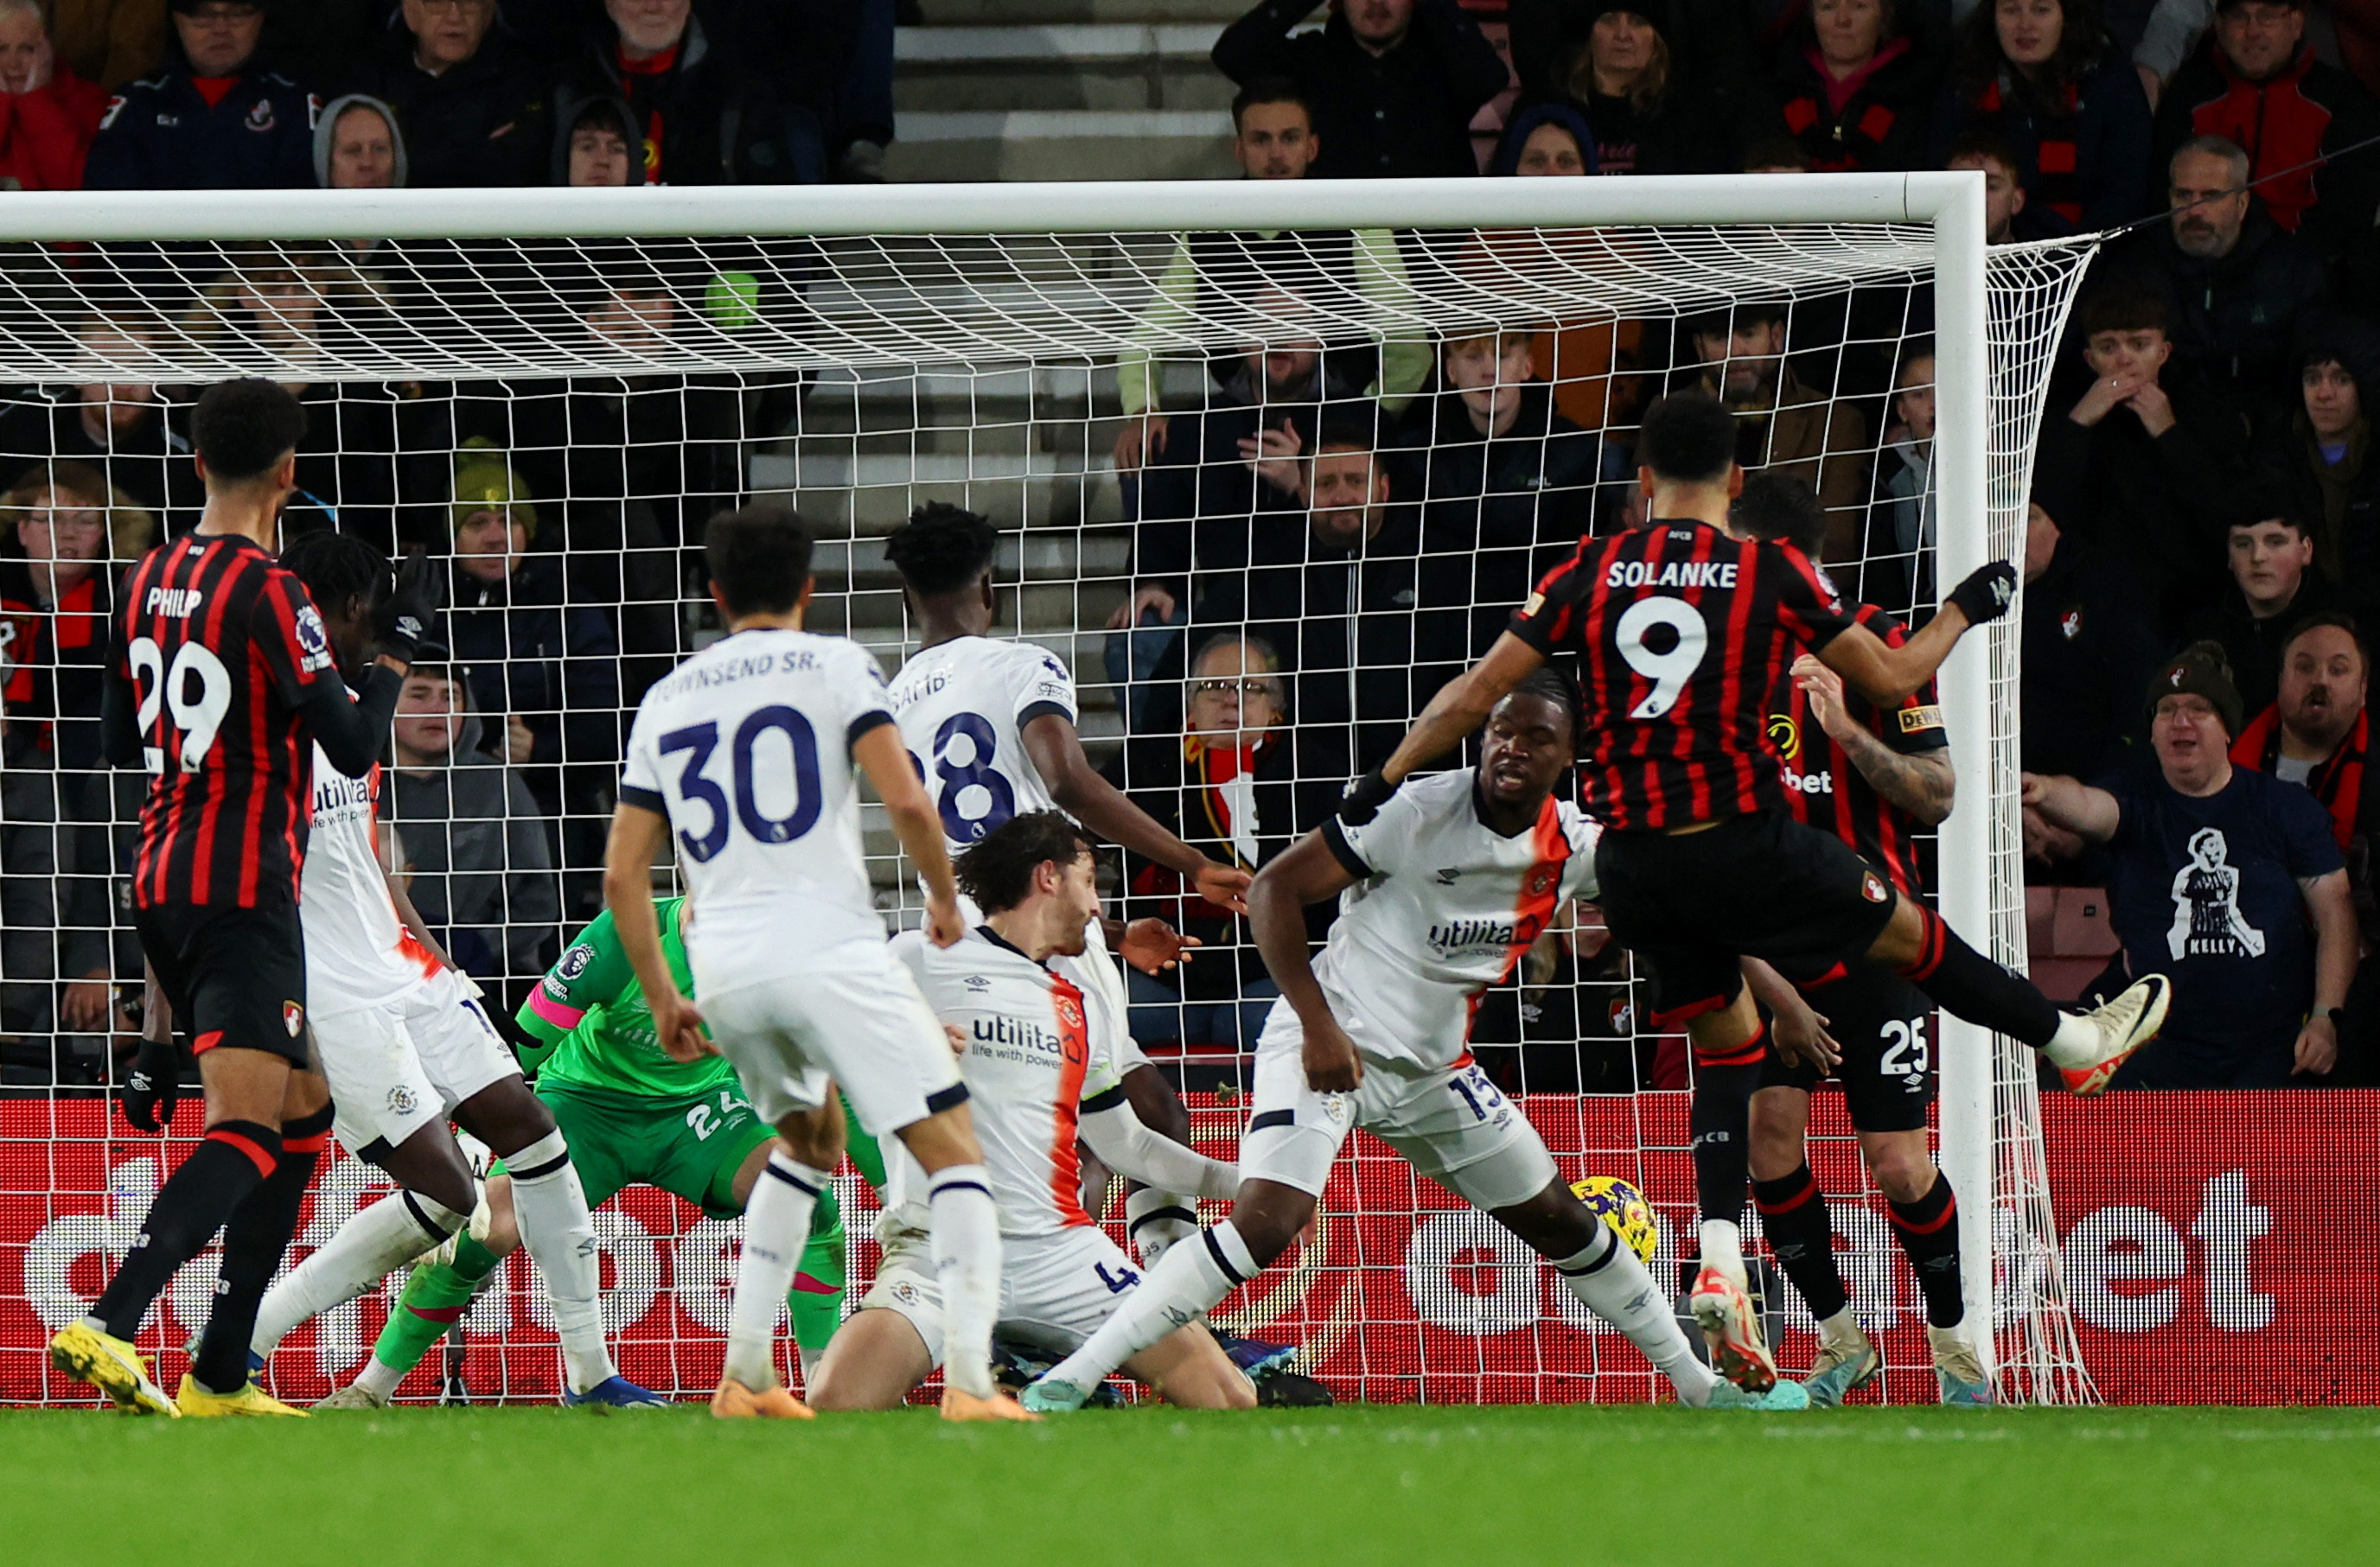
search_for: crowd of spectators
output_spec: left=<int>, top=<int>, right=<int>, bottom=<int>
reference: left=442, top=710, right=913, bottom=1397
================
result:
left=4, top=0, right=2379, bottom=1095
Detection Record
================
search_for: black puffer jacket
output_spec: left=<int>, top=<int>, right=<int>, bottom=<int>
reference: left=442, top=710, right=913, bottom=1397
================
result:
left=556, top=14, right=820, bottom=185
left=2111, top=204, right=2334, bottom=408
left=338, top=22, right=552, bottom=188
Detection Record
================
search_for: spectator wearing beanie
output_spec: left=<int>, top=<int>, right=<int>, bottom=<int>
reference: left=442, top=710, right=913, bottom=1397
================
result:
left=84, top=0, right=316, bottom=191
left=1527, top=0, right=1732, bottom=174
left=0, top=0, right=108, bottom=190
left=339, top=0, right=552, bottom=188
left=2149, top=0, right=2380, bottom=263
left=1758, top=0, right=1943, bottom=173
left=2023, top=641, right=2353, bottom=1086
left=1213, top=0, right=1509, bottom=180
left=1931, top=0, right=2153, bottom=232
left=2269, top=321, right=2380, bottom=608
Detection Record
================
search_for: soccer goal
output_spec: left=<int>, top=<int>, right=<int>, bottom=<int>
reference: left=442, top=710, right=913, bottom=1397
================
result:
left=0, top=175, right=2098, bottom=1406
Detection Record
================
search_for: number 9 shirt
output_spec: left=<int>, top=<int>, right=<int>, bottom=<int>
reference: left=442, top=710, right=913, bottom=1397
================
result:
left=1509, top=519, right=1854, bottom=831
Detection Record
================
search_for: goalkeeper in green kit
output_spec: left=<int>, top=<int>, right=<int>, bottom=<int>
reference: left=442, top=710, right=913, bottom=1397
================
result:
left=320, top=898, right=877, bottom=1407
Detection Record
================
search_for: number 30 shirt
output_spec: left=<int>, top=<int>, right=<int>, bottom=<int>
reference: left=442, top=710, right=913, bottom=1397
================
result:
left=619, top=628, right=893, bottom=972
left=1510, top=519, right=1854, bottom=831
left=1312, top=770, right=1600, bottom=1073
left=889, top=634, right=1077, bottom=858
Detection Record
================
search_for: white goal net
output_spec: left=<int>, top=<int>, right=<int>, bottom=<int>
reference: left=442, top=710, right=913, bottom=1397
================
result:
left=0, top=178, right=2099, bottom=1406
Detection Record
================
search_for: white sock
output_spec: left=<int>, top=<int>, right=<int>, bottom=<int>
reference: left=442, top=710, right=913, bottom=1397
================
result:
left=352, top=1354, right=407, bottom=1404
left=1125, top=1188, right=1199, bottom=1269
left=1699, top=1219, right=1745, bottom=1284
left=505, top=1130, right=614, bottom=1393
left=928, top=1164, right=1005, bottom=1399
left=724, top=1152, right=824, bottom=1390
left=252, top=1187, right=470, bottom=1359
left=1046, top=1220, right=1254, bottom=1393
left=2044, top=1011, right=2100, bottom=1067
left=1554, top=1227, right=1716, bottom=1406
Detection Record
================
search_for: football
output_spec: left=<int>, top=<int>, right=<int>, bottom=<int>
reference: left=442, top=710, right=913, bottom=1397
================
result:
left=1570, top=1175, right=1661, bottom=1265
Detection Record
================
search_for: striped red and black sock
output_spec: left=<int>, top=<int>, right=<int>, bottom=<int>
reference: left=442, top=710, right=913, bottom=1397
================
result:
left=1888, top=1174, right=1965, bottom=1328
left=1896, top=908, right=2059, bottom=1049
left=89, top=1120, right=280, bottom=1341
left=1752, top=1163, right=1848, bottom=1322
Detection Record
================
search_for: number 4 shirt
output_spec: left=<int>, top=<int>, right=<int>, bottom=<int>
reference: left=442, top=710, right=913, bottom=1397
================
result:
left=889, top=634, right=1078, bottom=859
left=1510, top=518, right=1854, bottom=831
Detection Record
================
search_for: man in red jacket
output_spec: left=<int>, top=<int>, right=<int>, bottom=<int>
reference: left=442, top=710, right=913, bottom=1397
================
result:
left=2152, top=0, right=2380, bottom=261
left=0, top=0, right=107, bottom=189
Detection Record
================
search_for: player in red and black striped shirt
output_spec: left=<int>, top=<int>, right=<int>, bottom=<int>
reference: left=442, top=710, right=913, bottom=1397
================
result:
left=50, top=379, right=435, bottom=1417
left=1343, top=392, right=2172, bottom=1394
left=1722, top=473, right=1988, bottom=1405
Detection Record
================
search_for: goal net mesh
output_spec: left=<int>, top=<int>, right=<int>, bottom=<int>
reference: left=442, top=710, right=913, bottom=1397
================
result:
left=0, top=217, right=2099, bottom=1406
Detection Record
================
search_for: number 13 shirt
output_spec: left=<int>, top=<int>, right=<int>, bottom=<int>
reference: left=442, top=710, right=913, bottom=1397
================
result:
left=1509, top=519, right=1854, bottom=831
left=618, top=627, right=894, bottom=965
left=889, top=634, right=1078, bottom=861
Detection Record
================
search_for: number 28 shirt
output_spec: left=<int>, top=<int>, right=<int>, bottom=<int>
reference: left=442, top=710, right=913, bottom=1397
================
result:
left=1509, top=519, right=1854, bottom=831
left=889, top=634, right=1077, bottom=860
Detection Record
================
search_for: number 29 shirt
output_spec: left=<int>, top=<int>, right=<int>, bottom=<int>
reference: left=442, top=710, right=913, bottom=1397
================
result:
left=1509, top=518, right=1854, bottom=831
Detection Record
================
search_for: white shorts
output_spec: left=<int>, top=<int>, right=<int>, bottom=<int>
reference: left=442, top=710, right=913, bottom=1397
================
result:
left=862, top=1221, right=1145, bottom=1369
left=695, top=937, right=964, bottom=1136
left=314, top=971, right=517, bottom=1154
left=1241, top=1001, right=1558, bottom=1213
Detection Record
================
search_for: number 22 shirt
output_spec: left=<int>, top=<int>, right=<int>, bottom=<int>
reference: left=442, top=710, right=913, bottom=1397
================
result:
left=619, top=627, right=893, bottom=967
left=889, top=634, right=1078, bottom=860
left=1509, top=519, right=1854, bottom=831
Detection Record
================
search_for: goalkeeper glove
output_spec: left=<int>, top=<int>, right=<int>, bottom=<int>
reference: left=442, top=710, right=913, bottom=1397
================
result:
left=377, top=549, right=443, bottom=663
left=120, top=1034, right=186, bottom=1135
left=1946, top=561, right=2019, bottom=627
left=1337, top=767, right=1401, bottom=827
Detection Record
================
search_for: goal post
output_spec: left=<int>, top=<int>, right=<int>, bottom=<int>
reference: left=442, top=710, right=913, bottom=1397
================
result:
left=0, top=175, right=2102, bottom=1405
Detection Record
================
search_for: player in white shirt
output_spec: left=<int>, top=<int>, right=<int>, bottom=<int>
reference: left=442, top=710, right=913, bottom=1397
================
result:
left=805, top=811, right=1253, bottom=1411
left=884, top=504, right=1253, bottom=1276
left=605, top=506, right=1030, bottom=1422
left=240, top=533, right=660, bottom=1408
left=1025, top=671, right=1810, bottom=1411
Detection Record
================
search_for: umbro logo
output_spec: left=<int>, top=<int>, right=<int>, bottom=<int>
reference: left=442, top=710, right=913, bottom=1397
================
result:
left=964, top=974, right=991, bottom=992
left=1433, top=868, right=1461, bottom=885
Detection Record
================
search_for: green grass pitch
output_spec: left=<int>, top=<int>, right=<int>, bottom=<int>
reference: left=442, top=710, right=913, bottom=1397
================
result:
left=3, top=1404, right=2373, bottom=1565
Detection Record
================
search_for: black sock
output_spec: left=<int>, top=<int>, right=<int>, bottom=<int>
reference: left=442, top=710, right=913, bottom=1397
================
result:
left=90, top=1121, right=279, bottom=1341
left=1752, top=1163, right=1848, bottom=1322
left=1898, top=909, right=2059, bottom=1049
left=1888, top=1174, right=1965, bottom=1328
left=192, top=1107, right=329, bottom=1394
left=1689, top=1023, right=1765, bottom=1226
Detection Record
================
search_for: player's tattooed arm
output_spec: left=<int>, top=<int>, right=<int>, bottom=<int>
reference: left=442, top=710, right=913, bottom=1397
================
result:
left=1794, top=656, right=1955, bottom=825
left=1377, top=632, right=1547, bottom=787
left=1249, top=831, right=1366, bottom=1092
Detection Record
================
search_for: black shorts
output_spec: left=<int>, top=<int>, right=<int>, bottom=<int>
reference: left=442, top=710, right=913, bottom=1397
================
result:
left=1595, top=811, right=1899, bottom=1029
left=133, top=899, right=311, bottom=1067
left=1758, top=962, right=1936, bottom=1132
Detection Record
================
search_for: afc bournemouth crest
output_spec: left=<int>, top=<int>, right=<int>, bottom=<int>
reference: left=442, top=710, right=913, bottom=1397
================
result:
left=1861, top=871, right=1889, bottom=904
left=283, top=999, right=305, bottom=1036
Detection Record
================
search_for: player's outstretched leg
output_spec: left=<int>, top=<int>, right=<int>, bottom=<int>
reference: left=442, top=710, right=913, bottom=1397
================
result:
left=332, top=1230, right=509, bottom=1409
left=1876, top=902, right=2170, bottom=1095
left=1490, top=1177, right=1807, bottom=1411
left=714, top=1145, right=827, bottom=1418
left=1024, top=1206, right=1268, bottom=1413
left=1747, top=1087, right=1873, bottom=1408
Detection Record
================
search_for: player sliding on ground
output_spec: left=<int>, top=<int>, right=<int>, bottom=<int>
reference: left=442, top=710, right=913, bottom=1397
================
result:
left=52, top=380, right=425, bottom=1417
left=1720, top=475, right=1990, bottom=1406
left=238, top=533, right=660, bottom=1411
left=806, top=812, right=1253, bottom=1411
left=1331, top=391, right=2171, bottom=1397
left=1023, top=674, right=1805, bottom=1411
left=884, top=503, right=1254, bottom=1277
left=300, top=896, right=876, bottom=1408
left=608, top=504, right=1030, bottom=1421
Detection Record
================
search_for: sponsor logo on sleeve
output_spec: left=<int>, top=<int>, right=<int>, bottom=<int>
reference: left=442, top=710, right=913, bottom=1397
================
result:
left=291, top=604, right=333, bottom=672
left=1898, top=704, right=1944, bottom=734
